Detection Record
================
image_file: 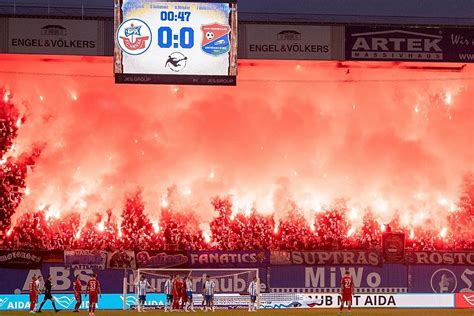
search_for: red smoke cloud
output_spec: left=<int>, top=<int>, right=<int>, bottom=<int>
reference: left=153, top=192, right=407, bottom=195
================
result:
left=1, top=54, right=473, bottom=230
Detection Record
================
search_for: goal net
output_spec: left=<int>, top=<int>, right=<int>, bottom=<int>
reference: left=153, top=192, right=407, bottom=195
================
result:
left=123, top=268, right=260, bottom=310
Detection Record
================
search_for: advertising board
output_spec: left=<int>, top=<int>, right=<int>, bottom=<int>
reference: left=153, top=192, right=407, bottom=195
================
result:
left=410, top=265, right=474, bottom=293
left=0, top=293, right=456, bottom=310
left=269, top=264, right=407, bottom=293
left=8, top=18, right=101, bottom=55
left=241, top=24, right=332, bottom=60
left=345, top=26, right=474, bottom=62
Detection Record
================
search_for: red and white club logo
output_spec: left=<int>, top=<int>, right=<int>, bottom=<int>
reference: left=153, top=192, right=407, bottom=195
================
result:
left=455, top=293, right=474, bottom=308
left=117, top=18, right=152, bottom=55
left=463, top=294, right=474, bottom=306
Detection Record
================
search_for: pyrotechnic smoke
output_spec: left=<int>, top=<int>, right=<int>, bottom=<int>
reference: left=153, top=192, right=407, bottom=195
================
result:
left=1, top=55, right=473, bottom=230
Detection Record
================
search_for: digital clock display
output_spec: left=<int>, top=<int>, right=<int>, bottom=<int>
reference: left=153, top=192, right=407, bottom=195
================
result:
left=114, top=0, right=237, bottom=86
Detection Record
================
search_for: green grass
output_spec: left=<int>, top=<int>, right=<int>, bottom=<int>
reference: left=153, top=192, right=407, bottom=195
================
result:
left=1, top=309, right=473, bottom=316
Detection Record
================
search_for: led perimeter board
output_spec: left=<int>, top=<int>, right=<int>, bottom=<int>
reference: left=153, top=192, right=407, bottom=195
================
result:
left=114, top=0, right=237, bottom=86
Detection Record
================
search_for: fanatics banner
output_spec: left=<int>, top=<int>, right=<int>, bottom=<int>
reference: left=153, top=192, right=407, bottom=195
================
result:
left=270, top=250, right=382, bottom=266
left=136, top=250, right=188, bottom=268
left=64, top=250, right=107, bottom=270
left=187, top=250, right=270, bottom=267
left=0, top=250, right=42, bottom=269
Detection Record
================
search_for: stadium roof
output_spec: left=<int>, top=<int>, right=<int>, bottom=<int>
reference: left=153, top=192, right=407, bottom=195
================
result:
left=0, top=0, right=473, bottom=26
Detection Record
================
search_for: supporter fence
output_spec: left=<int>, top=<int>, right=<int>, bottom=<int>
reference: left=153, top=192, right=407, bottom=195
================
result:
left=1, top=254, right=473, bottom=310
left=0, top=250, right=473, bottom=294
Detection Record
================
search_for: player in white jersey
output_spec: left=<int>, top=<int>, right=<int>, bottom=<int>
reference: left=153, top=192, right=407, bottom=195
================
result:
left=164, top=275, right=174, bottom=312
left=248, top=277, right=258, bottom=312
left=184, top=276, right=195, bottom=312
left=203, top=275, right=215, bottom=312
left=34, top=275, right=42, bottom=312
left=135, top=275, right=156, bottom=313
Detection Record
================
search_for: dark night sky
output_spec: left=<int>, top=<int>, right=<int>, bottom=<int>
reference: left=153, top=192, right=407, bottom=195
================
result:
left=0, top=0, right=473, bottom=24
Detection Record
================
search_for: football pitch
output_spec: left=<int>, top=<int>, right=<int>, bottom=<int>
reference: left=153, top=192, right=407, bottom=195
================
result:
left=1, top=309, right=473, bottom=316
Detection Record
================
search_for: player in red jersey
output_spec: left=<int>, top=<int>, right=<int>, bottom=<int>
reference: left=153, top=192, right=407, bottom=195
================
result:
left=340, top=270, right=354, bottom=314
left=180, top=276, right=188, bottom=310
left=172, top=275, right=184, bottom=310
left=86, top=273, right=101, bottom=316
left=73, top=275, right=82, bottom=313
left=29, top=275, right=38, bottom=314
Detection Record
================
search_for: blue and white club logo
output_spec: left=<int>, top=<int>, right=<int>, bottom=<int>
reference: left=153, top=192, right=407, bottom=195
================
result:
left=431, top=268, right=457, bottom=293
left=120, top=295, right=137, bottom=307
left=0, top=297, right=9, bottom=308
left=54, top=296, right=75, bottom=309
left=117, top=19, right=152, bottom=55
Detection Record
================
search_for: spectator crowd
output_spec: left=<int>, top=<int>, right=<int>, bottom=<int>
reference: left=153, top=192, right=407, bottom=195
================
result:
left=2, top=194, right=474, bottom=252
left=1, top=87, right=474, bottom=253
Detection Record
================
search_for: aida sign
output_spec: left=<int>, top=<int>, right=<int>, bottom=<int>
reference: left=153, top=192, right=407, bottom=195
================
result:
left=345, top=26, right=474, bottom=62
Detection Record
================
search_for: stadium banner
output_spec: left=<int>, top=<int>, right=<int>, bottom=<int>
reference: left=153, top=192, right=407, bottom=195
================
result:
left=345, top=25, right=474, bottom=62
left=382, top=233, right=405, bottom=263
left=0, top=250, right=42, bottom=269
left=40, top=250, right=64, bottom=263
left=409, top=265, right=474, bottom=293
left=187, top=250, right=270, bottom=267
left=0, top=293, right=166, bottom=311
left=136, top=250, right=188, bottom=268
left=269, top=264, right=407, bottom=293
left=0, top=263, right=130, bottom=294
left=455, top=293, right=474, bottom=308
left=407, top=251, right=474, bottom=265
left=0, top=292, right=456, bottom=310
left=106, top=250, right=136, bottom=269
left=7, top=18, right=102, bottom=55
left=259, top=293, right=455, bottom=309
left=0, top=263, right=267, bottom=295
left=270, top=250, right=381, bottom=266
left=64, top=250, right=108, bottom=270
left=240, top=24, right=333, bottom=60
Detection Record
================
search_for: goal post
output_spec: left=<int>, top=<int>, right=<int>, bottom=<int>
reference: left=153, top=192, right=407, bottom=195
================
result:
left=122, top=268, right=261, bottom=310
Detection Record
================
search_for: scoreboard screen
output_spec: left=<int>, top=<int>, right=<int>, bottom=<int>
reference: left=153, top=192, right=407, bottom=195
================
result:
left=114, top=0, right=237, bottom=86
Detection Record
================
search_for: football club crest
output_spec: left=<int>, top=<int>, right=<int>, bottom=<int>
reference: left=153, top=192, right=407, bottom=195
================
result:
left=201, top=23, right=231, bottom=56
left=117, top=18, right=152, bottom=55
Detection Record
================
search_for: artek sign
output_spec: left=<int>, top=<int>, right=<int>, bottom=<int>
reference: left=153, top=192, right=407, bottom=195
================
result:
left=345, top=26, right=474, bottom=62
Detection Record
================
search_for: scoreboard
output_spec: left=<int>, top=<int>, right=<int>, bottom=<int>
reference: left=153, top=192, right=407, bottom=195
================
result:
left=114, top=0, right=237, bottom=85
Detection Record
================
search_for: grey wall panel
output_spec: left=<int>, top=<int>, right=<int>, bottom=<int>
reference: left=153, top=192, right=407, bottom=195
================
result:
left=103, top=19, right=114, bottom=56
left=0, top=17, right=8, bottom=52
left=331, top=26, right=345, bottom=60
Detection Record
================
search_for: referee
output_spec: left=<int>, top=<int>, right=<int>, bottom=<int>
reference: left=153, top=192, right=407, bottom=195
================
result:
left=37, top=275, right=60, bottom=313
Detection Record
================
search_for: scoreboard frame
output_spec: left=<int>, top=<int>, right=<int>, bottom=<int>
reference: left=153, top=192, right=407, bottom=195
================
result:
left=113, top=0, right=238, bottom=86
